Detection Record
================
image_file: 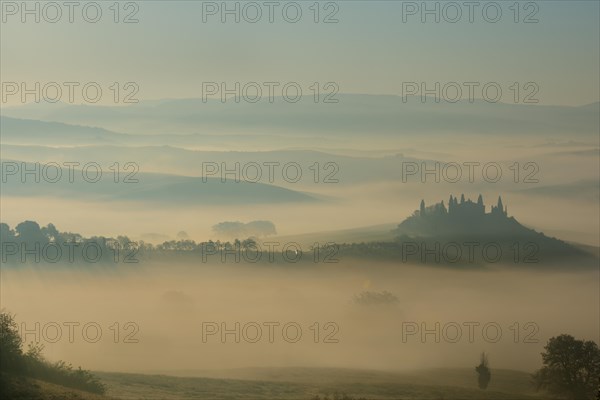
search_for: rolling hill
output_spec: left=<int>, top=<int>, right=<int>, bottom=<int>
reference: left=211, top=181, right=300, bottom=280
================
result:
left=3, top=96, right=599, bottom=137
left=0, top=159, right=318, bottom=205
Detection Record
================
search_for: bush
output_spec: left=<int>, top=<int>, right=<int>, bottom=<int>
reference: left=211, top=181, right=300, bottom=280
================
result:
left=0, top=311, right=106, bottom=395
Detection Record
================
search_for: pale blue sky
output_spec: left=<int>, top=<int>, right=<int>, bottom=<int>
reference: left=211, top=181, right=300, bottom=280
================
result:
left=1, top=0, right=598, bottom=106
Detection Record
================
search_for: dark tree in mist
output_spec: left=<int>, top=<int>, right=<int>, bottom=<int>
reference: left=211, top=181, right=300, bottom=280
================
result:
left=475, top=352, right=491, bottom=389
left=533, top=334, right=599, bottom=400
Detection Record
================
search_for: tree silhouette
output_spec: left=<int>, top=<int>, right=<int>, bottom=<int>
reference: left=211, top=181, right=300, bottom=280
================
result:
left=15, top=220, right=48, bottom=246
left=0, top=223, right=15, bottom=242
left=533, top=334, right=599, bottom=400
left=0, top=311, right=24, bottom=373
left=475, top=352, right=491, bottom=389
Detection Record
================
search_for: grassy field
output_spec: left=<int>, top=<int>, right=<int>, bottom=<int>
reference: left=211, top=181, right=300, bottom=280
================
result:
left=94, top=367, right=548, bottom=400
left=1, top=365, right=550, bottom=399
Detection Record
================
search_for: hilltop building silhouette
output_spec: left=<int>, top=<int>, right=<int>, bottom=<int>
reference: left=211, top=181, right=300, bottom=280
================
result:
left=396, top=194, right=520, bottom=237
left=392, top=194, right=593, bottom=265
left=419, top=194, right=507, bottom=218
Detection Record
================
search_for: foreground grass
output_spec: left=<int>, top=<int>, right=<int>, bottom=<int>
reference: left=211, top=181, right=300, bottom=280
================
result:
left=0, top=373, right=115, bottom=400
left=95, top=367, right=546, bottom=400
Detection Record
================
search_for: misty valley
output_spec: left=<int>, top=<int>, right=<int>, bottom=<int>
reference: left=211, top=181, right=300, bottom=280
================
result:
left=1, top=181, right=598, bottom=399
left=1, top=2, right=599, bottom=399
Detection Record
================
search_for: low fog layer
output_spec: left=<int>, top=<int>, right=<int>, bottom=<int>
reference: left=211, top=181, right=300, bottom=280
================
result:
left=1, top=260, right=597, bottom=374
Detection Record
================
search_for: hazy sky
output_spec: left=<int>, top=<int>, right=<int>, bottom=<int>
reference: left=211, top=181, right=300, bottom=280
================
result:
left=1, top=0, right=599, bottom=106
